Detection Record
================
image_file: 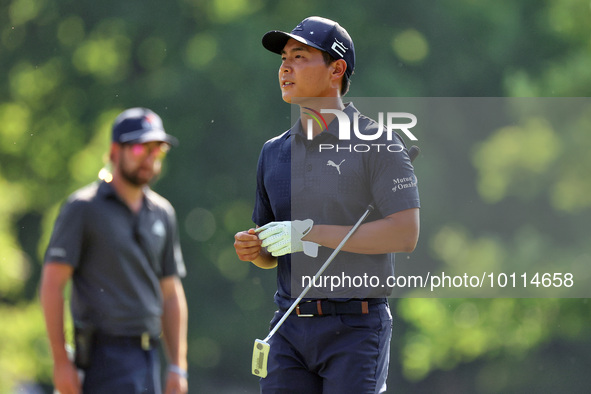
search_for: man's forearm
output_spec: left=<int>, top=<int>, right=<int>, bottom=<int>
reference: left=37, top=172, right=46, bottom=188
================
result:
left=305, top=208, right=420, bottom=254
left=40, top=265, right=70, bottom=364
left=161, top=280, right=188, bottom=369
left=252, top=248, right=278, bottom=269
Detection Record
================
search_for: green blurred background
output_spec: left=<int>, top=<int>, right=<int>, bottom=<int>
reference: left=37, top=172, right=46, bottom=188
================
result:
left=1, top=0, right=590, bottom=392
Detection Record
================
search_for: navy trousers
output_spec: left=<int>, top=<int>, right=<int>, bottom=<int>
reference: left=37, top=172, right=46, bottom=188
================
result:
left=82, top=340, right=161, bottom=394
left=260, top=302, right=393, bottom=394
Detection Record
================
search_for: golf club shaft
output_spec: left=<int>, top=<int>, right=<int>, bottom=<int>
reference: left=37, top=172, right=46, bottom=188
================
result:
left=263, top=204, right=374, bottom=342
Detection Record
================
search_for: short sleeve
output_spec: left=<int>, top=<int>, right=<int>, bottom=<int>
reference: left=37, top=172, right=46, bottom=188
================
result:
left=368, top=136, right=420, bottom=217
left=252, top=144, right=275, bottom=226
left=44, top=200, right=86, bottom=268
left=161, top=204, right=186, bottom=278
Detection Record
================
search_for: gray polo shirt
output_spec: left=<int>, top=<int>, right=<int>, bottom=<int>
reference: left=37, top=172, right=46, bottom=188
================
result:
left=45, top=181, right=186, bottom=337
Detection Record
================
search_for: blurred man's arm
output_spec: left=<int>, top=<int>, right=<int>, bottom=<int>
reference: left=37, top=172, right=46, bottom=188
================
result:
left=160, top=276, right=188, bottom=394
left=40, top=263, right=81, bottom=394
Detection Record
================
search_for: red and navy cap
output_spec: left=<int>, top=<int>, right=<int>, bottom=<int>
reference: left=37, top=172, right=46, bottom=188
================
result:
left=112, top=108, right=178, bottom=146
left=262, top=16, right=355, bottom=79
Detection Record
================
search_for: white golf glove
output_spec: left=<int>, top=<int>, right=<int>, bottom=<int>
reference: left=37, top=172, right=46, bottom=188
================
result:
left=255, top=219, right=319, bottom=257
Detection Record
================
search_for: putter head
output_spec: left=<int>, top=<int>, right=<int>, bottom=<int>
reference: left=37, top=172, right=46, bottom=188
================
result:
left=252, top=339, right=270, bottom=378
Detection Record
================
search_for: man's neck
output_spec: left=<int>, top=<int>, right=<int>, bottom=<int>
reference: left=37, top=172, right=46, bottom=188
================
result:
left=297, top=96, right=345, bottom=138
left=110, top=175, right=145, bottom=213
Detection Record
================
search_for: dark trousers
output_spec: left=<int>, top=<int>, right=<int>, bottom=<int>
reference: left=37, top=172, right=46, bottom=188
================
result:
left=82, top=338, right=161, bottom=394
left=260, top=302, right=393, bottom=394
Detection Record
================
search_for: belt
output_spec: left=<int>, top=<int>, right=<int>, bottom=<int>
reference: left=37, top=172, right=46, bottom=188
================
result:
left=295, top=299, right=382, bottom=317
left=95, top=332, right=159, bottom=350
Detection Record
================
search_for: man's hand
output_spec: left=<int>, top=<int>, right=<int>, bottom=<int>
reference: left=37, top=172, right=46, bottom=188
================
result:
left=234, top=229, right=279, bottom=269
left=234, top=229, right=263, bottom=261
left=53, top=359, right=81, bottom=394
left=255, top=219, right=319, bottom=257
left=164, top=370, right=188, bottom=394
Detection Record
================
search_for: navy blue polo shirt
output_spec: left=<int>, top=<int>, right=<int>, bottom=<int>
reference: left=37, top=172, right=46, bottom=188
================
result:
left=45, top=181, right=186, bottom=337
left=253, top=103, right=420, bottom=309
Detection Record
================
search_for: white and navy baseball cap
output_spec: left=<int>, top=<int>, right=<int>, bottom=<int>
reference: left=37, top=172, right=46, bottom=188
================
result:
left=112, top=107, right=178, bottom=146
left=262, top=16, right=355, bottom=79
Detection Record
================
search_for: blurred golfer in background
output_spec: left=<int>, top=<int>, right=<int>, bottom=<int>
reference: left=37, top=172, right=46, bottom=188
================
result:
left=40, top=108, right=188, bottom=394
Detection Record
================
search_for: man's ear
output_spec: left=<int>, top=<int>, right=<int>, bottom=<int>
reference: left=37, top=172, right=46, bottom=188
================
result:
left=330, top=59, right=347, bottom=89
left=109, top=142, right=119, bottom=163
left=331, top=59, right=347, bottom=78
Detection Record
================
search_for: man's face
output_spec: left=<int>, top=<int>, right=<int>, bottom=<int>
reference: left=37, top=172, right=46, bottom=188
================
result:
left=278, top=39, right=335, bottom=103
left=116, top=141, right=169, bottom=186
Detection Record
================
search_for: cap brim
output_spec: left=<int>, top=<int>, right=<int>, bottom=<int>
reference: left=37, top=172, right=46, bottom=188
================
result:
left=119, top=129, right=179, bottom=146
left=262, top=30, right=325, bottom=54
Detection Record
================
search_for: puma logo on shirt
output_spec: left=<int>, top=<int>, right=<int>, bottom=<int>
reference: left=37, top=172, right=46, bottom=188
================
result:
left=327, top=159, right=346, bottom=175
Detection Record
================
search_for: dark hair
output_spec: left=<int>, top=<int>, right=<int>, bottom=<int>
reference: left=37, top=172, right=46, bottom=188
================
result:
left=322, top=51, right=351, bottom=96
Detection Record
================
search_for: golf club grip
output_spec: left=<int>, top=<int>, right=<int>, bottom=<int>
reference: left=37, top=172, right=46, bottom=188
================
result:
left=263, top=204, right=374, bottom=342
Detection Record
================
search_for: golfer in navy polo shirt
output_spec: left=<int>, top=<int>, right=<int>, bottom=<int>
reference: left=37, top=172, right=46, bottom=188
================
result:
left=41, top=108, right=188, bottom=394
left=234, top=17, right=420, bottom=393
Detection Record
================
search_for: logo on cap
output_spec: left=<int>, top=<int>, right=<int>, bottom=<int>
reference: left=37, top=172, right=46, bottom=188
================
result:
left=142, top=114, right=158, bottom=130
left=331, top=39, right=348, bottom=57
